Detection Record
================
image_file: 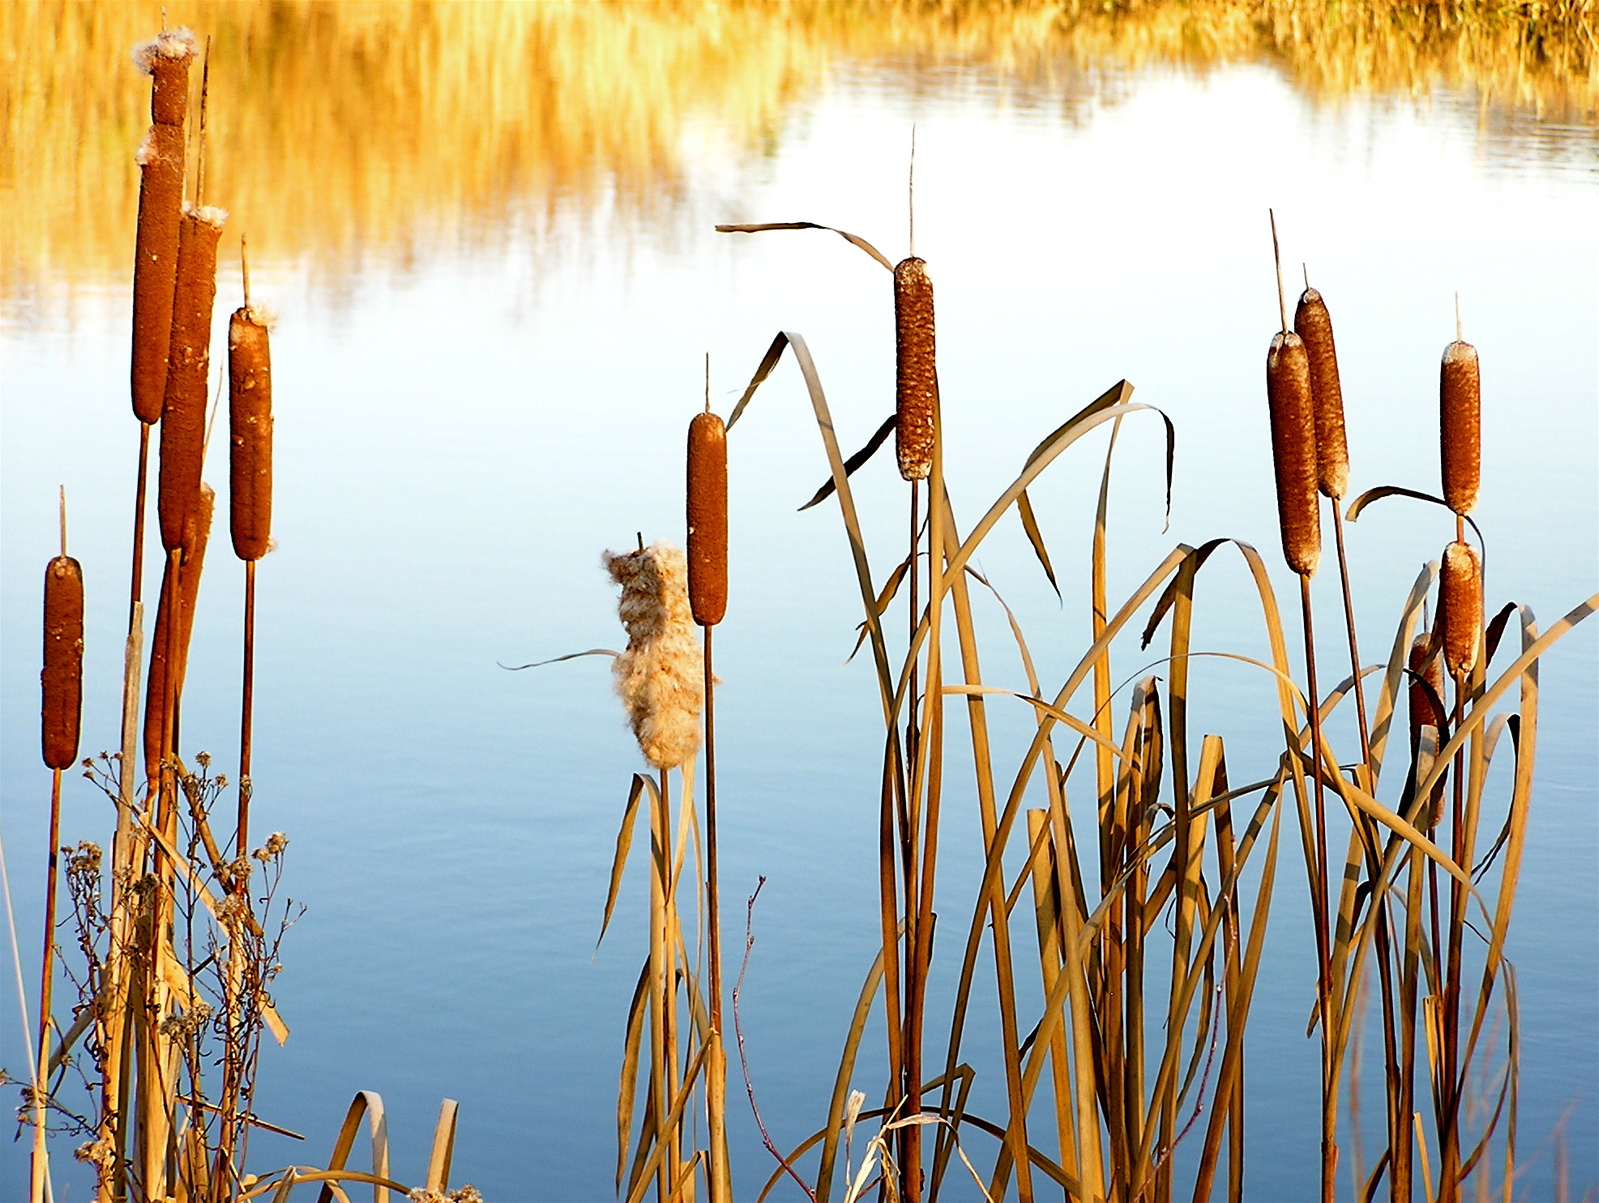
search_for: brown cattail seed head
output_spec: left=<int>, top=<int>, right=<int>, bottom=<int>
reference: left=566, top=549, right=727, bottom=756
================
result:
left=229, top=308, right=274, bottom=561
left=1266, top=331, right=1321, bottom=576
left=1440, top=339, right=1480, bottom=516
left=144, top=487, right=214, bottom=774
left=1293, top=287, right=1350, bottom=500
left=134, top=29, right=197, bottom=127
left=42, top=556, right=85, bottom=770
left=130, top=123, right=186, bottom=424
left=894, top=256, right=937, bottom=482
left=1407, top=631, right=1446, bottom=754
left=604, top=544, right=704, bottom=770
left=1440, top=540, right=1482, bottom=677
left=686, top=411, right=728, bottom=627
left=158, top=206, right=226, bottom=553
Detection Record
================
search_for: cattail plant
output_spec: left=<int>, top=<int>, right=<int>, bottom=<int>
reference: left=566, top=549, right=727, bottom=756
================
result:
left=229, top=282, right=273, bottom=860
left=34, top=501, right=82, bottom=1203
left=605, top=541, right=704, bottom=1201
left=686, top=397, right=732, bottom=1203
left=1267, top=214, right=1338, bottom=1203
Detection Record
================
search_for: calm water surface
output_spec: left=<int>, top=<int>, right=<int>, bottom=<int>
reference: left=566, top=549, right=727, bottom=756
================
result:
left=2, top=27, right=1595, bottom=1203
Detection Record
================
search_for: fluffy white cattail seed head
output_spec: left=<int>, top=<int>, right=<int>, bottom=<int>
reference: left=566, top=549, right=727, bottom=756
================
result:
left=604, top=542, right=704, bottom=770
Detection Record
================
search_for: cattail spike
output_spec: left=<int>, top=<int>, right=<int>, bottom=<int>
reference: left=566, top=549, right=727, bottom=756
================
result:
left=228, top=306, right=274, bottom=561
left=1407, top=631, right=1447, bottom=755
left=144, top=488, right=213, bottom=772
left=158, top=205, right=226, bottom=552
left=42, top=554, right=85, bottom=770
left=686, top=412, right=728, bottom=627
left=1441, top=337, right=1481, bottom=516
left=1266, top=331, right=1321, bottom=576
left=1294, top=284, right=1350, bottom=500
left=1440, top=541, right=1482, bottom=677
left=604, top=543, right=704, bottom=770
left=894, top=256, right=937, bottom=482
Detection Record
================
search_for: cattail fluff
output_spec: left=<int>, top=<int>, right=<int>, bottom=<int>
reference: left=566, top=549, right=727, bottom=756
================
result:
left=604, top=543, right=704, bottom=770
left=158, top=205, right=226, bottom=553
left=1293, top=287, right=1349, bottom=500
left=1440, top=339, right=1480, bottom=516
left=42, top=556, right=85, bottom=770
left=1407, top=631, right=1446, bottom=754
left=894, top=257, right=937, bottom=482
left=1266, top=331, right=1321, bottom=576
left=1439, top=540, right=1482, bottom=677
left=144, top=486, right=214, bottom=773
left=129, top=30, right=196, bottom=424
left=686, top=412, right=728, bottom=626
left=229, top=307, right=274, bottom=561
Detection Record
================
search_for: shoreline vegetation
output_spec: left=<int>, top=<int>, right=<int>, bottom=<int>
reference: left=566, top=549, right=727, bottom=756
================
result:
left=3, top=0, right=1595, bottom=302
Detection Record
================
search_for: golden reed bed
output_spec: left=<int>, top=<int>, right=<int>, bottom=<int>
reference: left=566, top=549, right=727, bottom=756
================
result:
left=2, top=0, right=1594, bottom=302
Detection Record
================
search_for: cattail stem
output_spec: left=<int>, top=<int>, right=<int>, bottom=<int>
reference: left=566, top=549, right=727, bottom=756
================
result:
left=1299, top=574, right=1337, bottom=1203
left=131, top=423, right=151, bottom=624
left=1330, top=508, right=1373, bottom=778
left=238, top=558, right=256, bottom=862
left=30, top=768, right=63, bottom=1203
left=702, top=625, right=730, bottom=1203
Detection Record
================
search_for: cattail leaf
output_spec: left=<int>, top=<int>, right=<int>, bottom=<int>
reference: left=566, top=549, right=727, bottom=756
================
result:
left=1139, top=538, right=1228, bottom=649
left=622, top=1041, right=710, bottom=1203
left=844, top=556, right=910, bottom=665
left=943, top=685, right=1123, bottom=760
left=498, top=648, right=617, bottom=671
left=1345, top=484, right=1487, bottom=543
left=314, top=1091, right=388, bottom=1203
left=799, top=413, right=896, bottom=511
left=715, top=222, right=895, bottom=272
left=725, top=331, right=791, bottom=431
left=1483, top=600, right=1518, bottom=668
left=616, top=960, right=650, bottom=1194
left=1015, top=490, right=1060, bottom=600
left=597, top=775, right=649, bottom=949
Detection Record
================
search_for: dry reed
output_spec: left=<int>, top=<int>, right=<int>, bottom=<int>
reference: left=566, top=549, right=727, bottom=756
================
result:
left=686, top=412, right=729, bottom=627
left=157, top=206, right=226, bottom=554
left=228, top=305, right=274, bottom=562
left=1440, top=540, right=1482, bottom=677
left=1265, top=331, right=1321, bottom=576
left=893, top=257, right=937, bottom=482
left=1440, top=339, right=1481, bottom=517
left=1294, top=286, right=1349, bottom=501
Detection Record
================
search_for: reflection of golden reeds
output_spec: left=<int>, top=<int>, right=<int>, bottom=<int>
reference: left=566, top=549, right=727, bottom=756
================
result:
left=3, top=1, right=1592, bottom=303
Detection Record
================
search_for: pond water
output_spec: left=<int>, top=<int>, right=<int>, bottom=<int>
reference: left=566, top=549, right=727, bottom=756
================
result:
left=2, top=7, right=1595, bottom=1201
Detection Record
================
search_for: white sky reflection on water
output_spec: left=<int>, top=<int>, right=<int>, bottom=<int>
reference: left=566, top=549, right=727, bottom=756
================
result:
left=2, top=59, right=1594, bottom=1200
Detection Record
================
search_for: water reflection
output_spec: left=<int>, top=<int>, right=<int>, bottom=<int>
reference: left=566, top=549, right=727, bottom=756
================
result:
left=3, top=0, right=1594, bottom=305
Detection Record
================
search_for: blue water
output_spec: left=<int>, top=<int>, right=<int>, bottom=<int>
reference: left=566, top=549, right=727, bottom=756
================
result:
left=3, top=59, right=1594, bottom=1201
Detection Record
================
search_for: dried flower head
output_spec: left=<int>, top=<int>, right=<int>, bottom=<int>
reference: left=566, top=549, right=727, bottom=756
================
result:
left=75, top=1136, right=116, bottom=1173
left=253, top=831, right=290, bottom=862
left=603, top=543, right=704, bottom=770
left=158, top=999, right=212, bottom=1039
left=65, top=841, right=102, bottom=879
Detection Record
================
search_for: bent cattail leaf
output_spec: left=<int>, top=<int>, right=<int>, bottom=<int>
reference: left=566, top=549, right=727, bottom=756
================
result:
left=158, top=205, right=226, bottom=553
left=42, top=555, right=85, bottom=771
left=1293, top=286, right=1350, bottom=500
left=1440, top=339, right=1480, bottom=516
left=894, top=256, right=937, bottom=482
left=1440, top=540, right=1482, bottom=676
left=603, top=543, right=704, bottom=770
left=229, top=307, right=274, bottom=561
left=1266, top=331, right=1321, bottom=576
left=1407, top=631, right=1446, bottom=754
left=686, top=411, right=728, bottom=627
left=144, top=487, right=214, bottom=773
